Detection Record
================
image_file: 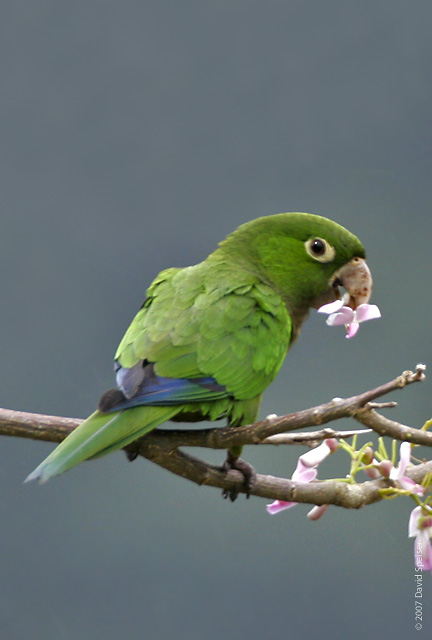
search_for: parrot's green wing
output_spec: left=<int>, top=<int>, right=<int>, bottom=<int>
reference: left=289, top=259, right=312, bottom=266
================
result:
left=115, top=259, right=292, bottom=405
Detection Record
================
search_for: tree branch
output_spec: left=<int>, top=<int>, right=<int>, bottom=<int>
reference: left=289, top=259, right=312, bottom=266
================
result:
left=1, top=365, right=430, bottom=508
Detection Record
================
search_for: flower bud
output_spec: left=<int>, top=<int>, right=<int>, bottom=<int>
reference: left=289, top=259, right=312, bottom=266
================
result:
left=361, top=446, right=374, bottom=465
left=378, top=460, right=393, bottom=478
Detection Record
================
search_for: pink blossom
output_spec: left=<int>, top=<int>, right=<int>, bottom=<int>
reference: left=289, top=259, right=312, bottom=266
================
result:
left=409, top=506, right=432, bottom=572
left=388, top=442, right=425, bottom=495
left=318, top=298, right=381, bottom=339
left=365, top=442, right=424, bottom=493
left=266, top=438, right=337, bottom=516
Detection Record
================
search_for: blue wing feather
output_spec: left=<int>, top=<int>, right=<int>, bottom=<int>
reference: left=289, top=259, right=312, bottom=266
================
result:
left=100, top=361, right=229, bottom=413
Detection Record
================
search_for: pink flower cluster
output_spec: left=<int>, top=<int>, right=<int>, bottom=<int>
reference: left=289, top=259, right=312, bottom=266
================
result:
left=266, top=438, right=338, bottom=520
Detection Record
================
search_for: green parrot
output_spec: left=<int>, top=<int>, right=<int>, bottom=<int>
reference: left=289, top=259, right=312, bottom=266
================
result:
left=26, top=212, right=374, bottom=494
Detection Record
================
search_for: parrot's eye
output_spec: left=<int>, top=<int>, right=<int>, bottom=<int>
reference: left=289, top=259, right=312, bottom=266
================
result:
left=305, top=237, right=336, bottom=263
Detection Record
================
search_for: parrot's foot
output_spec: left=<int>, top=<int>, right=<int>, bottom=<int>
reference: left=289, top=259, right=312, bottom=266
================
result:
left=124, top=450, right=139, bottom=462
left=222, top=451, right=256, bottom=501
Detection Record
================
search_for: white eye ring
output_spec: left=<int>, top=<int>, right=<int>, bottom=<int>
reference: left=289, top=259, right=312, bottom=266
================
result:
left=305, top=237, right=336, bottom=263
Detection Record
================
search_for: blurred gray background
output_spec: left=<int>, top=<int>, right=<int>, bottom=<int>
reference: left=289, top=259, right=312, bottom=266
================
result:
left=1, top=1, right=431, bottom=638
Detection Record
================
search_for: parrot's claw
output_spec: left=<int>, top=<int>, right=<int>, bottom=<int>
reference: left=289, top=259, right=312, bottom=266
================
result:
left=222, top=453, right=257, bottom=501
left=124, top=447, right=139, bottom=462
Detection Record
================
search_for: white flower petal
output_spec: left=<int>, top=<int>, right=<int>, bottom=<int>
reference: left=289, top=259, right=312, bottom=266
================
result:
left=307, top=504, right=329, bottom=520
left=399, top=477, right=425, bottom=494
left=354, top=304, right=382, bottom=323
left=346, top=322, right=359, bottom=339
left=420, top=532, right=432, bottom=570
left=299, top=441, right=332, bottom=468
left=326, top=308, right=355, bottom=326
left=397, top=442, right=411, bottom=477
left=317, top=299, right=345, bottom=314
left=292, top=460, right=317, bottom=483
left=409, top=506, right=422, bottom=537
left=266, top=500, right=297, bottom=514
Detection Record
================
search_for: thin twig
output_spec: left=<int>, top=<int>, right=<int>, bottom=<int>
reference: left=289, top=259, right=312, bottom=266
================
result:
left=261, top=427, right=373, bottom=446
left=355, top=407, right=432, bottom=446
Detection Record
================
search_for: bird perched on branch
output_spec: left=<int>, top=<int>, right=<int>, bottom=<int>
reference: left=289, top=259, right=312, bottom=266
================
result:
left=26, top=212, right=376, bottom=497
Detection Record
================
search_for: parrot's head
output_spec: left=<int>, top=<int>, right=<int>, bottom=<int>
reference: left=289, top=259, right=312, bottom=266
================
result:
left=217, top=212, right=373, bottom=336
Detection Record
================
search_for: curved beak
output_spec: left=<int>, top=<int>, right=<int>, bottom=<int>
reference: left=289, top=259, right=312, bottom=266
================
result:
left=332, top=257, right=372, bottom=310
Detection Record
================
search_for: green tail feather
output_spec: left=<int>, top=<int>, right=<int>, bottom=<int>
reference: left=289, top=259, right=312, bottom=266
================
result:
left=25, top=405, right=180, bottom=484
